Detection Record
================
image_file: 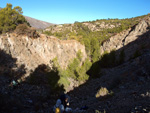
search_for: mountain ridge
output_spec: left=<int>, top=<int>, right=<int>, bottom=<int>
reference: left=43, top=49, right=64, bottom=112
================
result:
left=24, top=16, right=54, bottom=29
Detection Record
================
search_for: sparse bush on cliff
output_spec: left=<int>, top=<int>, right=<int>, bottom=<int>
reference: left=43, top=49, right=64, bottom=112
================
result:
left=96, top=87, right=113, bottom=98
left=15, top=24, right=28, bottom=34
left=15, top=24, right=39, bottom=38
left=96, top=87, right=109, bottom=98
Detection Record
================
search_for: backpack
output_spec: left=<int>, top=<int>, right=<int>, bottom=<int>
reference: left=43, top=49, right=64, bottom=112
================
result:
left=55, top=107, right=60, bottom=113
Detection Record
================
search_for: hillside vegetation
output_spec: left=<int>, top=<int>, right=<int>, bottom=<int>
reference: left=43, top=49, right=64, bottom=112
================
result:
left=43, top=14, right=150, bottom=80
left=43, top=14, right=148, bottom=62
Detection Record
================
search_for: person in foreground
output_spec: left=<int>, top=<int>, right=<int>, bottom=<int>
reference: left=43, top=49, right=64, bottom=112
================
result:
left=53, top=94, right=72, bottom=113
left=53, top=99, right=65, bottom=113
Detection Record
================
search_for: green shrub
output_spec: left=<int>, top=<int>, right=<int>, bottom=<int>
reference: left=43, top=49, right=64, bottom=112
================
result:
left=0, top=3, right=29, bottom=33
left=90, top=38, right=101, bottom=62
left=43, top=31, right=53, bottom=36
left=49, top=51, right=92, bottom=90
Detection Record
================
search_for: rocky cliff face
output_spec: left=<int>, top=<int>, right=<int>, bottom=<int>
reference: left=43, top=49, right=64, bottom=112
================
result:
left=100, top=16, right=150, bottom=61
left=0, top=34, right=86, bottom=77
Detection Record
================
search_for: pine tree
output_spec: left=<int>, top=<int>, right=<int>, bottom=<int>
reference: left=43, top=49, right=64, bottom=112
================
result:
left=0, top=3, right=28, bottom=33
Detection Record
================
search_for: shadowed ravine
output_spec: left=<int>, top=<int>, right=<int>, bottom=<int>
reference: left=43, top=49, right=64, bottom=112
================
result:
left=0, top=15, right=150, bottom=113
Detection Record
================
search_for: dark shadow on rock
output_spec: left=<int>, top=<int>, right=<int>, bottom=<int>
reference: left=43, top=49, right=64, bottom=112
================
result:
left=0, top=93, right=24, bottom=113
left=0, top=50, right=64, bottom=112
left=88, top=29, right=150, bottom=77
left=0, top=49, right=26, bottom=80
left=24, top=64, right=65, bottom=112
left=0, top=49, right=26, bottom=113
left=67, top=29, right=150, bottom=113
left=26, top=64, right=65, bottom=94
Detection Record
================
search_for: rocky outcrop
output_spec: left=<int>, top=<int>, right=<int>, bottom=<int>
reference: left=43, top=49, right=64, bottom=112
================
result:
left=83, top=22, right=118, bottom=31
left=45, top=24, right=74, bottom=33
left=0, top=34, right=87, bottom=76
left=100, top=16, right=150, bottom=61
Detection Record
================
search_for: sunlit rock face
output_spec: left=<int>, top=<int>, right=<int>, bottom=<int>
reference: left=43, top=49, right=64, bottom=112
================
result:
left=0, top=33, right=87, bottom=77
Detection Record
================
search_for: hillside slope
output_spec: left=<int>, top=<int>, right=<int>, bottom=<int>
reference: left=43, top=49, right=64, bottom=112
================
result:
left=24, top=16, right=53, bottom=29
left=67, top=15, right=150, bottom=113
left=69, top=52, right=150, bottom=113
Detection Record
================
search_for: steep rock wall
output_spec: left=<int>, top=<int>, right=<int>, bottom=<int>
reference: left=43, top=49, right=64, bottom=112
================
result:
left=0, top=34, right=87, bottom=76
left=100, top=16, right=150, bottom=61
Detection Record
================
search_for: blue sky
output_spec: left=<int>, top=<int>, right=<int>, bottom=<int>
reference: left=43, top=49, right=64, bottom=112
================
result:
left=1, top=0, right=150, bottom=24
